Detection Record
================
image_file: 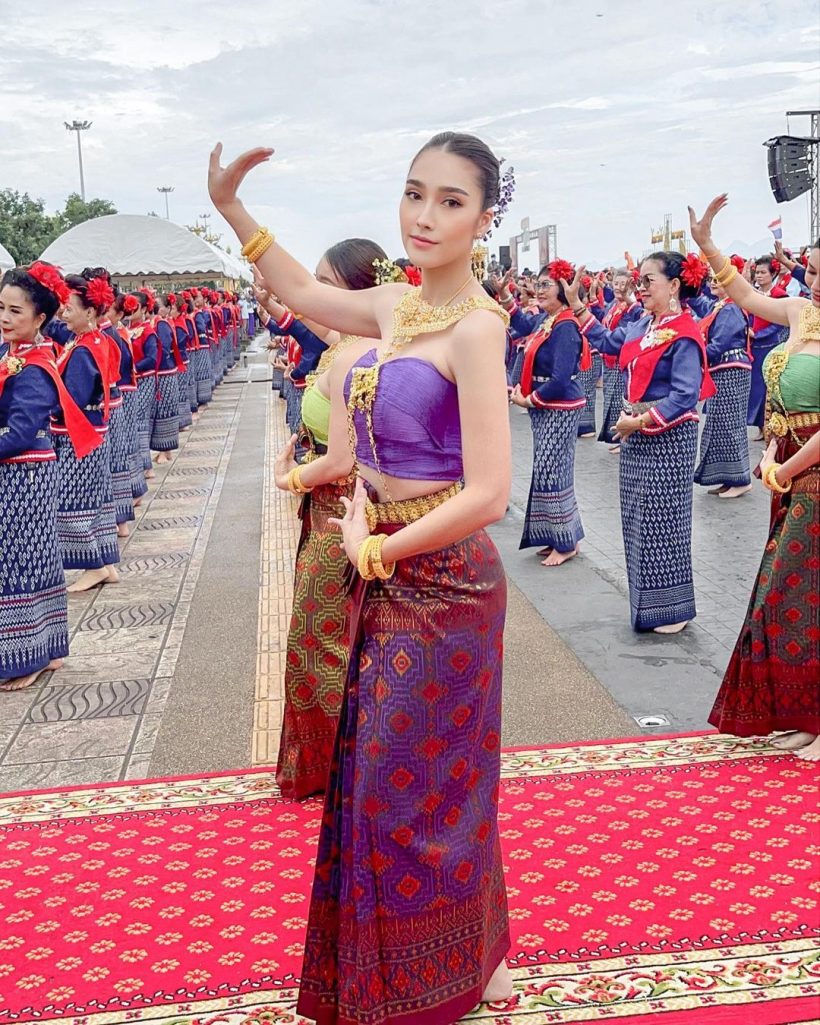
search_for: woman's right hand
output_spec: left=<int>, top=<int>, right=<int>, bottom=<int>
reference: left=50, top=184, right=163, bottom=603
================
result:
left=560, top=265, right=586, bottom=308
left=208, top=143, right=275, bottom=211
left=687, top=194, right=728, bottom=251
left=273, top=434, right=298, bottom=490
left=490, top=268, right=514, bottom=301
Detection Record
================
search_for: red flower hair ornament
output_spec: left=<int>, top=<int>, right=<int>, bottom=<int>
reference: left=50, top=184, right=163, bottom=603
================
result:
left=729, top=254, right=746, bottom=273
left=123, top=295, right=139, bottom=315
left=28, top=262, right=70, bottom=305
left=547, top=259, right=575, bottom=284
left=769, top=258, right=781, bottom=276
left=167, top=293, right=178, bottom=306
left=680, top=254, right=709, bottom=290
left=86, top=276, right=115, bottom=311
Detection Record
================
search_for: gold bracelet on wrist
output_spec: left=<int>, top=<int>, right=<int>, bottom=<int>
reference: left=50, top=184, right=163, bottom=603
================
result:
left=713, top=257, right=730, bottom=279
left=764, top=463, right=791, bottom=494
left=369, top=534, right=395, bottom=580
left=286, top=465, right=312, bottom=496
left=715, top=266, right=738, bottom=289
left=241, top=227, right=275, bottom=264
left=701, top=247, right=720, bottom=260
left=357, top=537, right=376, bottom=580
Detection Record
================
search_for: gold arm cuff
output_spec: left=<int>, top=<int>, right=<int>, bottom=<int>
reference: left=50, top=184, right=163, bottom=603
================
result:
left=764, top=463, right=791, bottom=494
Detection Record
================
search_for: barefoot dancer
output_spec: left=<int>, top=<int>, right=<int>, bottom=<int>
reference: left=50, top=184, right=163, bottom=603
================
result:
left=509, top=260, right=587, bottom=567
left=690, top=197, right=820, bottom=761
left=0, top=264, right=102, bottom=691
left=56, top=271, right=122, bottom=593
left=210, top=130, right=515, bottom=1020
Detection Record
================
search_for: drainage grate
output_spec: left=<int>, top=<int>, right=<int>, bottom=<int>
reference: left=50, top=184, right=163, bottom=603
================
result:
left=634, top=714, right=671, bottom=728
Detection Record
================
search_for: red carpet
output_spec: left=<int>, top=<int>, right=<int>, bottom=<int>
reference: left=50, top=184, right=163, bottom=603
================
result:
left=0, top=733, right=818, bottom=1025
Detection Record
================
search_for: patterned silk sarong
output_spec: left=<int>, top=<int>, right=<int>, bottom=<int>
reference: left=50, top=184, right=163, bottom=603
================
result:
left=107, top=402, right=136, bottom=524
left=121, top=390, right=147, bottom=500
left=520, top=406, right=584, bottom=553
left=177, top=371, right=193, bottom=430
left=694, top=367, right=752, bottom=487
left=598, top=363, right=625, bottom=443
left=710, top=428, right=820, bottom=735
left=136, top=376, right=156, bottom=471
left=620, top=420, right=698, bottom=630
left=297, top=528, right=510, bottom=1025
left=55, top=433, right=120, bottom=571
left=150, top=373, right=180, bottom=452
left=577, top=351, right=601, bottom=436
left=193, top=349, right=213, bottom=406
left=276, top=479, right=354, bottom=800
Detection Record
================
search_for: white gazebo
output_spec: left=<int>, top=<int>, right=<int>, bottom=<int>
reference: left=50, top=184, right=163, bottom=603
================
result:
left=39, top=214, right=248, bottom=290
left=0, top=241, right=15, bottom=272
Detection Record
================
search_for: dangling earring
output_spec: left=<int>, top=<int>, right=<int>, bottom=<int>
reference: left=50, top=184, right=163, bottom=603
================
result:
left=471, top=240, right=487, bottom=280
left=669, top=296, right=679, bottom=313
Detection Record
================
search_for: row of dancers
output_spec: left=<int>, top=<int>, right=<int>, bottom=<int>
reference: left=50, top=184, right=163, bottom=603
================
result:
left=0, top=266, right=243, bottom=692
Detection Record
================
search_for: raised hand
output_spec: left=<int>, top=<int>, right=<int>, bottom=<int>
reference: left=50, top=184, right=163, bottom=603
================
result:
left=687, top=194, right=728, bottom=250
left=560, top=265, right=586, bottom=308
left=490, top=268, right=514, bottom=300
left=208, top=143, right=275, bottom=211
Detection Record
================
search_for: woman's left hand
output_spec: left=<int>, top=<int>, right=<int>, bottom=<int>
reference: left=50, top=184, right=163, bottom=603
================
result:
left=509, top=384, right=532, bottom=408
left=208, top=143, right=274, bottom=211
left=613, top=413, right=643, bottom=441
left=328, top=477, right=371, bottom=566
left=273, top=434, right=298, bottom=490
left=758, top=437, right=778, bottom=485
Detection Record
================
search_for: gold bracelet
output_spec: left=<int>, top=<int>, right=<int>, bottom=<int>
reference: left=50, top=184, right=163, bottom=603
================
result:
left=241, top=227, right=272, bottom=258
left=369, top=534, right=395, bottom=580
left=286, top=465, right=312, bottom=495
left=715, top=266, right=738, bottom=289
left=701, top=247, right=720, bottom=260
left=713, top=257, right=730, bottom=279
left=246, top=235, right=275, bottom=264
left=357, top=536, right=377, bottom=580
left=764, top=463, right=791, bottom=494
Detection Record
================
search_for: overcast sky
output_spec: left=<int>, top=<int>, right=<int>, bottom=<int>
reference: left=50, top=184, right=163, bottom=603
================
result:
left=1, top=0, right=818, bottom=269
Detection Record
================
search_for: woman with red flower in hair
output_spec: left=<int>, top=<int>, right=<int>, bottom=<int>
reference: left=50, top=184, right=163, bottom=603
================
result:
left=112, top=292, right=148, bottom=504
left=569, top=251, right=715, bottom=632
left=55, top=269, right=122, bottom=592
left=508, top=260, right=588, bottom=566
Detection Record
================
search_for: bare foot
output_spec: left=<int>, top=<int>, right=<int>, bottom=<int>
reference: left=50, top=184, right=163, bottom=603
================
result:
left=155, top=452, right=171, bottom=464
left=608, top=444, right=621, bottom=453
left=541, top=547, right=578, bottom=567
left=653, top=620, right=690, bottom=634
left=0, top=658, right=64, bottom=692
left=752, top=431, right=765, bottom=441
left=67, top=567, right=110, bottom=593
left=580, top=431, right=595, bottom=439
left=117, top=523, right=130, bottom=538
left=719, top=484, right=752, bottom=499
left=106, top=565, right=120, bottom=584
left=794, top=736, right=820, bottom=761
left=481, top=959, right=513, bottom=1003
left=145, top=469, right=156, bottom=479
left=134, top=497, right=142, bottom=507
left=771, top=731, right=816, bottom=751
left=708, top=485, right=729, bottom=495
left=537, top=546, right=554, bottom=557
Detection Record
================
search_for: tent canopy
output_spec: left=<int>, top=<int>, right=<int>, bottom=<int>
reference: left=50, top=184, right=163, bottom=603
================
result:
left=0, top=241, right=14, bottom=271
left=39, top=214, right=247, bottom=281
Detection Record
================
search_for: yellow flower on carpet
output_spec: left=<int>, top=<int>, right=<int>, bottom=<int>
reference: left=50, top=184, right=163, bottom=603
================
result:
left=669, top=908, right=694, bottom=921
left=46, top=987, right=75, bottom=1003
left=16, top=975, right=46, bottom=991
left=646, top=924, right=672, bottom=939
left=629, top=899, right=655, bottom=912
left=251, top=959, right=280, bottom=973
left=64, top=930, right=89, bottom=943
left=184, top=969, right=211, bottom=985
left=125, top=921, right=153, bottom=934
left=82, top=967, right=110, bottom=982
left=190, top=890, right=215, bottom=903
left=544, top=919, right=570, bottom=931
left=284, top=943, right=304, bottom=956
left=90, top=940, right=116, bottom=954
left=55, top=957, right=82, bottom=971
left=569, top=903, right=593, bottom=917
left=25, top=947, right=53, bottom=961
left=187, top=940, right=213, bottom=954
left=151, top=959, right=181, bottom=973
left=112, top=978, right=144, bottom=994
left=592, top=890, right=617, bottom=903
left=219, top=952, right=244, bottom=967
left=189, top=914, right=215, bottom=928
left=120, top=949, right=149, bottom=963
left=606, top=914, right=631, bottom=927
left=577, top=866, right=602, bottom=878
left=156, top=932, right=183, bottom=946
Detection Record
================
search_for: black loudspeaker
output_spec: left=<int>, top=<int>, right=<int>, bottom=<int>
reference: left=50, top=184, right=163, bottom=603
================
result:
left=765, top=135, right=816, bottom=203
left=498, top=245, right=511, bottom=270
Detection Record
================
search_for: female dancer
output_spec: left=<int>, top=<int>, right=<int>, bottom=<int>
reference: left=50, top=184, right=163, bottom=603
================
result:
left=509, top=259, right=587, bottom=566
left=210, top=130, right=514, bottom=1021
left=152, top=299, right=182, bottom=461
left=269, top=239, right=389, bottom=800
left=192, top=290, right=214, bottom=408
left=0, top=265, right=101, bottom=691
left=113, top=293, right=148, bottom=504
left=163, top=294, right=193, bottom=431
left=55, top=271, right=121, bottom=592
left=130, top=290, right=160, bottom=477
left=690, top=197, right=820, bottom=761
left=178, top=293, right=199, bottom=418
left=596, top=268, right=642, bottom=450
left=693, top=275, right=753, bottom=498
left=569, top=253, right=714, bottom=633
left=747, top=255, right=788, bottom=434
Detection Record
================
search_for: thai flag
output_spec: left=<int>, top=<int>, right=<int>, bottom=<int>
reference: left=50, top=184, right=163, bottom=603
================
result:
left=767, top=217, right=783, bottom=240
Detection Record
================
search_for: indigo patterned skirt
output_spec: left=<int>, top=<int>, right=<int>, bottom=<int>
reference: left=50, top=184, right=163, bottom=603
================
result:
left=276, top=478, right=354, bottom=800
left=297, top=528, right=510, bottom=1025
left=150, top=373, right=180, bottom=452
left=620, top=421, right=697, bottom=630
left=748, top=339, right=781, bottom=428
left=193, top=348, right=213, bottom=405
left=121, top=390, right=147, bottom=499
left=210, top=343, right=223, bottom=386
left=188, top=366, right=198, bottom=413
left=577, top=351, right=601, bottom=436
left=55, top=432, right=120, bottom=570
left=0, top=460, right=68, bottom=679
left=271, top=365, right=284, bottom=392
left=695, top=367, right=752, bottom=487
left=178, top=369, right=193, bottom=429
left=709, top=431, right=820, bottom=736
left=286, top=383, right=304, bottom=435
left=136, top=376, right=156, bottom=471
left=509, top=345, right=525, bottom=388
left=520, top=406, right=585, bottom=553
left=598, top=363, right=625, bottom=443
left=108, top=402, right=135, bottom=524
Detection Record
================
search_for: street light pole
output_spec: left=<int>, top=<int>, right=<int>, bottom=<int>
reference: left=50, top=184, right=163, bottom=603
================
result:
left=64, top=120, right=92, bottom=201
left=157, top=186, right=175, bottom=220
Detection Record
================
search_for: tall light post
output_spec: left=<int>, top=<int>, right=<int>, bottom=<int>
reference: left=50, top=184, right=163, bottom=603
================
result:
left=64, top=120, right=92, bottom=201
left=157, top=186, right=175, bottom=220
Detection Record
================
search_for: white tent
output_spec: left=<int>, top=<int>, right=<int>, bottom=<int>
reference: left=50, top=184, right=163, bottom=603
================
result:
left=39, top=214, right=248, bottom=282
left=0, top=241, right=14, bottom=272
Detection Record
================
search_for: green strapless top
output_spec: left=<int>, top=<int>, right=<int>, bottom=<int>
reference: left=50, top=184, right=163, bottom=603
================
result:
left=763, top=346, right=820, bottom=413
left=301, top=382, right=331, bottom=446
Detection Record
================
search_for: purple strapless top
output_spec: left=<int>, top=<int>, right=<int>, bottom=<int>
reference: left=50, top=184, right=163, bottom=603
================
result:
left=344, top=350, right=463, bottom=480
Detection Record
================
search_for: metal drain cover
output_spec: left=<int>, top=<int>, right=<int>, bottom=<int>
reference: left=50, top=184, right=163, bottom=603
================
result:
left=634, top=714, right=670, bottom=728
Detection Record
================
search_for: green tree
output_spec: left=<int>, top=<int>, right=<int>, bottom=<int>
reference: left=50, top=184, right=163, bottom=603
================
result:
left=0, top=189, right=59, bottom=264
left=56, top=193, right=117, bottom=234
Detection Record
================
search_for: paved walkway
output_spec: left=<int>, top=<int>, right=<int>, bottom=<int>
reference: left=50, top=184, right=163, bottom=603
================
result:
left=0, top=358, right=770, bottom=794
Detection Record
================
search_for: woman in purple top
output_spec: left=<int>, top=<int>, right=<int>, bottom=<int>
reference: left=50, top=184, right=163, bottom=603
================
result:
left=210, top=131, right=514, bottom=1023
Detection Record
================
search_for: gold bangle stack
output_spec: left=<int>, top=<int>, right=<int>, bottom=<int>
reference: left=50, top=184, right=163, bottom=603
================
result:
left=286, top=465, right=312, bottom=495
left=764, top=463, right=791, bottom=494
left=712, top=255, right=738, bottom=289
left=356, top=534, right=395, bottom=581
left=241, top=227, right=275, bottom=264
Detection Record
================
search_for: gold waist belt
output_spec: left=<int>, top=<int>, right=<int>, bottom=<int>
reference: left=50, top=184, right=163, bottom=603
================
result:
left=767, top=411, right=820, bottom=437
left=365, top=481, right=462, bottom=532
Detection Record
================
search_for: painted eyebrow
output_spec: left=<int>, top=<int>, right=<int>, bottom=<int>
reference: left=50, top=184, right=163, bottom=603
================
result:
left=405, top=178, right=470, bottom=197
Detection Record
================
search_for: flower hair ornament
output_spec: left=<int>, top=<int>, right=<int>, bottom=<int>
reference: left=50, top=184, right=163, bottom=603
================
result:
left=729, top=254, right=746, bottom=273
left=123, top=295, right=139, bottom=315
left=547, top=259, right=575, bottom=284
left=769, top=257, right=781, bottom=277
left=86, top=276, right=115, bottom=311
left=166, top=293, right=178, bottom=307
left=372, top=258, right=408, bottom=286
left=28, top=262, right=70, bottom=305
left=680, top=253, right=709, bottom=291
left=484, top=159, right=516, bottom=240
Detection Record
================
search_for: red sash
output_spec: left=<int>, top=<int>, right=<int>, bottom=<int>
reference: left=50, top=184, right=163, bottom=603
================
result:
left=185, top=313, right=198, bottom=350
left=520, top=309, right=586, bottom=396
left=0, top=346, right=102, bottom=458
left=209, top=309, right=223, bottom=342
left=57, top=330, right=113, bottom=420
left=158, top=316, right=186, bottom=372
left=619, top=312, right=715, bottom=402
left=698, top=298, right=751, bottom=359
left=130, top=321, right=154, bottom=364
left=751, top=285, right=788, bottom=335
